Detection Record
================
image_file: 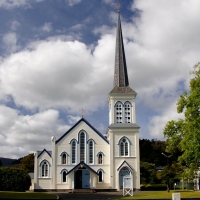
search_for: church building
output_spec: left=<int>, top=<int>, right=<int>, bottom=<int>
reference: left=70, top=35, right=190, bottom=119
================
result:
left=34, top=10, right=140, bottom=191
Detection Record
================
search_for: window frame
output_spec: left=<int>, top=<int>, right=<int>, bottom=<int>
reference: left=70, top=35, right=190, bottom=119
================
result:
left=96, top=151, right=104, bottom=165
left=88, top=139, right=95, bottom=164
left=60, top=169, right=68, bottom=183
left=115, top=101, right=123, bottom=123
left=124, top=101, right=132, bottom=123
left=60, top=152, right=68, bottom=165
left=97, top=169, right=104, bottom=183
left=40, top=160, right=50, bottom=178
left=118, top=136, right=131, bottom=157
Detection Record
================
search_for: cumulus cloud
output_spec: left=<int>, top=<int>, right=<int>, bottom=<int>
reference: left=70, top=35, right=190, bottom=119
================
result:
left=10, top=20, right=20, bottom=31
left=0, top=105, right=70, bottom=158
left=0, top=0, right=31, bottom=9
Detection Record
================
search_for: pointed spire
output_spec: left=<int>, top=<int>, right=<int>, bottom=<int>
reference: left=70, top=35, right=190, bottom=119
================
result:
left=114, top=10, right=129, bottom=87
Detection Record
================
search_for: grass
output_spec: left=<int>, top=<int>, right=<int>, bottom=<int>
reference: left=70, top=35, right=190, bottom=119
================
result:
left=112, top=190, right=200, bottom=199
left=0, top=191, right=57, bottom=199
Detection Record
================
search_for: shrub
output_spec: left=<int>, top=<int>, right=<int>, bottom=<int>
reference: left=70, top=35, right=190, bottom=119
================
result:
left=140, top=184, right=167, bottom=191
left=0, top=167, right=31, bottom=191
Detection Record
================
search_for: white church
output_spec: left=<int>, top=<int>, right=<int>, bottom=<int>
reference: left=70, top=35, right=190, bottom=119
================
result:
left=34, top=10, right=140, bottom=191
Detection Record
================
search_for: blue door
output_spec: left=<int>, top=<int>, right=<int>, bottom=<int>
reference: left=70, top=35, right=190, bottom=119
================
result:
left=82, top=169, right=90, bottom=188
left=119, top=168, right=130, bottom=189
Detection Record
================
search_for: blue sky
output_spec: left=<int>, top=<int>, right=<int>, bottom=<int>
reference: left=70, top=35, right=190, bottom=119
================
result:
left=0, top=0, right=200, bottom=158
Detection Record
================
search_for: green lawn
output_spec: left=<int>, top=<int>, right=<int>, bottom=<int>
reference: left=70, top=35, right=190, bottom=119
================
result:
left=0, top=192, right=57, bottom=199
left=112, top=191, right=200, bottom=199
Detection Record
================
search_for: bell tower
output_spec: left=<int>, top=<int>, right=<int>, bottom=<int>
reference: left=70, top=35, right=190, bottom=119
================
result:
left=107, top=9, right=140, bottom=190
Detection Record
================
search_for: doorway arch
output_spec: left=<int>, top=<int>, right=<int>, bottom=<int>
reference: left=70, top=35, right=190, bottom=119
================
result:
left=119, top=167, right=131, bottom=189
left=74, top=167, right=90, bottom=189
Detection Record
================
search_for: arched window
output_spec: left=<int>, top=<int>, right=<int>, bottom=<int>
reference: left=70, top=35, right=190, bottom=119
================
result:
left=97, top=152, right=104, bottom=165
left=60, top=169, right=68, bottom=183
left=80, top=132, right=85, bottom=162
left=71, top=140, right=76, bottom=164
left=40, top=160, right=50, bottom=177
left=89, top=141, right=94, bottom=164
left=115, top=102, right=123, bottom=123
left=98, top=153, right=102, bottom=164
left=60, top=152, right=68, bottom=164
left=119, top=137, right=130, bottom=156
left=97, top=169, right=104, bottom=183
left=124, top=102, right=131, bottom=123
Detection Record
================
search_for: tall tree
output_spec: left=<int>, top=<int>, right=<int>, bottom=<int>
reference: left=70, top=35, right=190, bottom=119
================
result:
left=164, top=62, right=200, bottom=169
left=20, top=153, right=34, bottom=173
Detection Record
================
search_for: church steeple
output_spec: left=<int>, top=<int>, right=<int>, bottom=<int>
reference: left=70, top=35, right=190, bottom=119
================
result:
left=114, top=10, right=129, bottom=87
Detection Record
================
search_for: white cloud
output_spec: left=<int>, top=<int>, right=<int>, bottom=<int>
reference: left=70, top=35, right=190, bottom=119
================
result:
left=42, top=22, right=52, bottom=32
left=66, top=0, right=81, bottom=7
left=0, top=105, right=70, bottom=158
left=10, top=20, right=20, bottom=31
left=67, top=115, right=81, bottom=125
left=2, top=32, right=19, bottom=53
left=0, top=0, right=31, bottom=9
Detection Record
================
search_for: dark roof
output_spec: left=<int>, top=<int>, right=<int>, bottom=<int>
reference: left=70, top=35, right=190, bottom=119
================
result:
left=109, top=86, right=137, bottom=95
left=117, top=160, right=133, bottom=171
left=66, top=161, right=99, bottom=176
left=37, top=149, right=52, bottom=158
left=108, top=123, right=140, bottom=128
left=56, top=118, right=109, bottom=144
left=113, top=10, right=129, bottom=88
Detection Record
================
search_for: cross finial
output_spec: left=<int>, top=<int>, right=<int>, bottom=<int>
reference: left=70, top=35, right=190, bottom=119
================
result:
left=117, top=0, right=120, bottom=13
left=80, top=108, right=85, bottom=118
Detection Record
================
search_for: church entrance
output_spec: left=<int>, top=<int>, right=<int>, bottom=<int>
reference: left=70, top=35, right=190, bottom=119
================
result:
left=74, top=168, right=90, bottom=189
left=119, top=167, right=130, bottom=189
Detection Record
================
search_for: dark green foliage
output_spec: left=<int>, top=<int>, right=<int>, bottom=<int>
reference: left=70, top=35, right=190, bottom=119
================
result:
left=140, top=139, right=167, bottom=166
left=140, top=184, right=167, bottom=191
left=0, top=159, right=2, bottom=167
left=0, top=167, right=31, bottom=191
left=140, top=161, right=158, bottom=184
left=20, top=153, right=34, bottom=173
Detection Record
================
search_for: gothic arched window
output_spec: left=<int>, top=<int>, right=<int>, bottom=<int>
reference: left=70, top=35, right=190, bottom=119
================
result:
left=60, top=169, right=68, bottom=183
left=80, top=132, right=86, bottom=162
left=119, top=137, right=130, bottom=156
left=60, top=152, right=68, bottom=164
left=40, top=160, right=50, bottom=177
left=115, top=102, right=123, bottom=123
left=97, top=169, right=104, bottom=183
left=97, top=152, right=104, bottom=165
left=71, top=140, right=76, bottom=164
left=89, top=140, right=94, bottom=164
left=124, top=102, right=131, bottom=123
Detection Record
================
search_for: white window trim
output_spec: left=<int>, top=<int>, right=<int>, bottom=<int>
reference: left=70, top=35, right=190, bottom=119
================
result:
left=60, top=152, right=68, bottom=165
left=60, top=169, right=68, bottom=184
left=124, top=101, right=132, bottom=123
left=71, top=139, right=77, bottom=165
left=115, top=101, right=123, bottom=123
left=40, top=160, right=50, bottom=178
left=96, top=151, right=104, bottom=165
left=78, top=130, right=87, bottom=163
left=97, top=169, right=104, bottom=183
left=88, top=139, right=95, bottom=165
left=118, top=137, right=131, bottom=157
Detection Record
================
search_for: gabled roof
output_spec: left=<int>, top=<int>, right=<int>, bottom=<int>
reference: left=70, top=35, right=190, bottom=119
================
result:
left=56, top=118, right=109, bottom=144
left=117, top=160, right=133, bottom=172
left=66, top=161, right=99, bottom=176
left=37, top=149, right=52, bottom=158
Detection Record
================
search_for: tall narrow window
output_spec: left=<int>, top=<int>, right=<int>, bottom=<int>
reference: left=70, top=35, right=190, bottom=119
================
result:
left=116, top=102, right=123, bottom=123
left=89, top=141, right=93, bottom=164
left=41, top=160, right=49, bottom=177
left=98, top=153, right=102, bottom=164
left=124, top=102, right=131, bottom=123
left=119, top=138, right=129, bottom=156
left=62, top=154, right=66, bottom=164
left=99, top=171, right=103, bottom=182
left=80, top=132, right=85, bottom=162
left=72, top=141, right=76, bottom=164
left=62, top=171, right=67, bottom=183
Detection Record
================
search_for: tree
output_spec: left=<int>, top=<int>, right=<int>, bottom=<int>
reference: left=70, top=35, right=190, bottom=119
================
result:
left=20, top=153, right=34, bottom=173
left=0, top=167, right=31, bottom=191
left=164, top=62, right=200, bottom=169
left=0, top=159, right=2, bottom=167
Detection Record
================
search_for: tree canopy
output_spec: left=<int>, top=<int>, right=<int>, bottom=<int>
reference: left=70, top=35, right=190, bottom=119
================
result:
left=20, top=153, right=34, bottom=173
left=164, top=62, right=200, bottom=169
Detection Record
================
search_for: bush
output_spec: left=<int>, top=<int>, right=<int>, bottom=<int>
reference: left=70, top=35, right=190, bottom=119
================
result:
left=0, top=167, right=31, bottom=191
left=140, top=184, right=167, bottom=191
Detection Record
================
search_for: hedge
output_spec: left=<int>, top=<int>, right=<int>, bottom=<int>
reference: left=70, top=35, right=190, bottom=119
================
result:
left=0, top=167, right=31, bottom=191
left=140, top=184, right=167, bottom=191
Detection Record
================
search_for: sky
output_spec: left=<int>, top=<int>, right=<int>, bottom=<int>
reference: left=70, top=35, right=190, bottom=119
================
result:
left=0, top=0, right=200, bottom=159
